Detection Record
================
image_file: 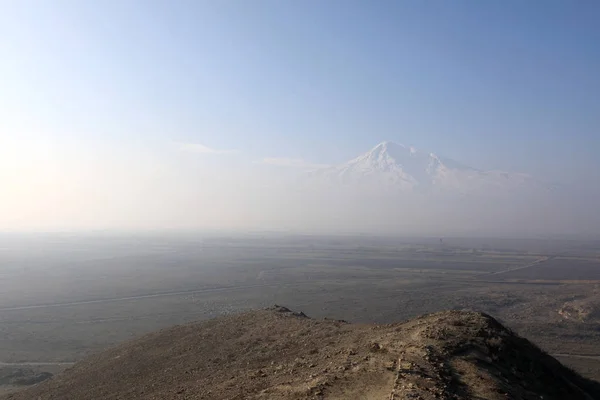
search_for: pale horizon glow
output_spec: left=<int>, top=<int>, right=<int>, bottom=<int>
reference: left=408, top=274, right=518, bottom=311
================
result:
left=175, top=142, right=240, bottom=155
left=259, top=158, right=331, bottom=169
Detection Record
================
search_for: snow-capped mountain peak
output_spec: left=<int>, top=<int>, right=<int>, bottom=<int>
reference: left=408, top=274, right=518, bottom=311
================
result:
left=361, top=141, right=422, bottom=162
left=312, top=142, right=547, bottom=195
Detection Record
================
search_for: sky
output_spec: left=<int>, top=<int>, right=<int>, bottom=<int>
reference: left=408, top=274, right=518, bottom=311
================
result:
left=1, top=1, right=599, bottom=233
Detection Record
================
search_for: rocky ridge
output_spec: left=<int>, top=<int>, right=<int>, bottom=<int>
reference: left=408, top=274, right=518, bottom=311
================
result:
left=5, top=307, right=600, bottom=400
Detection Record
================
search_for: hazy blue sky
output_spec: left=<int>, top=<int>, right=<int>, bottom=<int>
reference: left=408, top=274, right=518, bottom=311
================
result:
left=1, top=1, right=599, bottom=232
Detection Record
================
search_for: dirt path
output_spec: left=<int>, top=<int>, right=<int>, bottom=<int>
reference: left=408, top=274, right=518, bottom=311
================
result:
left=554, top=354, right=600, bottom=361
left=489, top=256, right=553, bottom=276
left=0, top=282, right=301, bottom=312
left=0, top=362, right=75, bottom=367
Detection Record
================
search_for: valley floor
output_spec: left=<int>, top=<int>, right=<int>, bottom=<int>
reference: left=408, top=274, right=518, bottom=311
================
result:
left=1, top=234, right=599, bottom=392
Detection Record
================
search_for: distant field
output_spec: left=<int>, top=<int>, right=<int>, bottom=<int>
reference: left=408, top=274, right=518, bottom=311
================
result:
left=1, top=233, right=600, bottom=388
left=499, top=258, right=600, bottom=281
left=324, top=258, right=515, bottom=273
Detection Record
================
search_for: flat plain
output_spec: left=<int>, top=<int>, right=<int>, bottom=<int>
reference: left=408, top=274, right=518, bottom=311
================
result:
left=1, top=233, right=600, bottom=394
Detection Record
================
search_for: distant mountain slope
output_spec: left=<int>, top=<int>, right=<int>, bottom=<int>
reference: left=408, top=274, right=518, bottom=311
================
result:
left=312, top=142, right=550, bottom=195
left=6, top=307, right=600, bottom=400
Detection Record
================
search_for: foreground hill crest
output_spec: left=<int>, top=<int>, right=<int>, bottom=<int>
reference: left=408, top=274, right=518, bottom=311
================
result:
left=6, top=307, right=600, bottom=400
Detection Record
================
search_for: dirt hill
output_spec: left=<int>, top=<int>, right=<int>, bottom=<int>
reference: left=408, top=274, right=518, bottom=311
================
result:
left=5, top=306, right=600, bottom=400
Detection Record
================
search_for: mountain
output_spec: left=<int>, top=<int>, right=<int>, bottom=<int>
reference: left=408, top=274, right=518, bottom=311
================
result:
left=312, top=142, right=548, bottom=196
left=6, top=307, right=600, bottom=400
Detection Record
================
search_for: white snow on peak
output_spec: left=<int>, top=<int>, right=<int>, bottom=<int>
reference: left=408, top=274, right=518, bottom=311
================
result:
left=311, top=141, right=548, bottom=196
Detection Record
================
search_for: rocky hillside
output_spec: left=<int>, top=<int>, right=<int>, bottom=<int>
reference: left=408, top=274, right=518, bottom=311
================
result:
left=5, top=307, right=600, bottom=400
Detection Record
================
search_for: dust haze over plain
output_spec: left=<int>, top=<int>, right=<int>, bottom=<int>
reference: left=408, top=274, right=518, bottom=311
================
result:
left=1, top=137, right=598, bottom=238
